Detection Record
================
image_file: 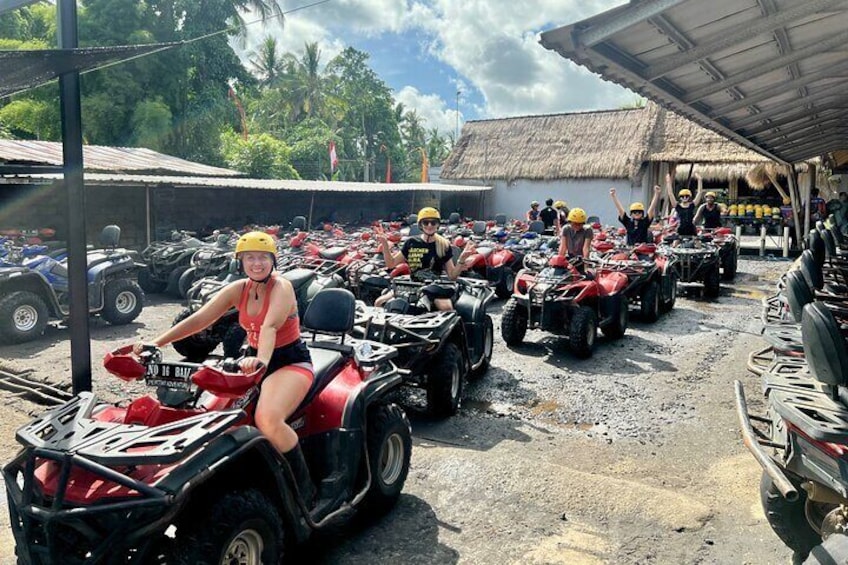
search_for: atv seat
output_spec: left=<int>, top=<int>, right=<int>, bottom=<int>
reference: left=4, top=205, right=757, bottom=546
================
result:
left=408, top=224, right=422, bottom=236
left=407, top=214, right=418, bottom=226
left=282, top=268, right=317, bottom=317
left=319, top=247, right=347, bottom=261
left=495, top=214, right=507, bottom=227
left=472, top=221, right=487, bottom=235
left=528, top=220, right=545, bottom=234
left=448, top=212, right=461, bottom=225
left=291, top=216, right=308, bottom=231
left=99, top=225, right=121, bottom=248
left=802, top=301, right=848, bottom=388
left=785, top=270, right=813, bottom=323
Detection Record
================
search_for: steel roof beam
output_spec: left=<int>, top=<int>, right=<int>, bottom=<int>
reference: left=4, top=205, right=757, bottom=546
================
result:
left=755, top=118, right=848, bottom=145
left=577, top=0, right=689, bottom=47
left=682, top=29, right=848, bottom=104
left=733, top=100, right=847, bottom=132
left=711, top=62, right=848, bottom=114
left=783, top=142, right=845, bottom=162
left=644, top=0, right=847, bottom=80
left=774, top=133, right=845, bottom=155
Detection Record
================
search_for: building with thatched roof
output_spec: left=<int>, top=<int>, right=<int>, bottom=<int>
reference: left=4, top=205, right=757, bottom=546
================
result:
left=440, top=102, right=773, bottom=223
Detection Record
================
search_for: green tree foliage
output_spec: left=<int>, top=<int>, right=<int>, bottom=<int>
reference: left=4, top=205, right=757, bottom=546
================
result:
left=220, top=129, right=299, bottom=179
left=131, top=98, right=173, bottom=151
left=0, top=99, right=60, bottom=139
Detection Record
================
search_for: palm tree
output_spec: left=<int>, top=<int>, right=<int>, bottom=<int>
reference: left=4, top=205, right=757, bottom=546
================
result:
left=250, top=36, right=285, bottom=87
left=281, top=42, right=326, bottom=121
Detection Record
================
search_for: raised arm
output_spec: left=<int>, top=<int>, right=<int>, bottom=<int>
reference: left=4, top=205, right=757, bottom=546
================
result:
left=693, top=203, right=707, bottom=225
left=693, top=175, right=705, bottom=206
left=665, top=173, right=677, bottom=208
left=610, top=187, right=625, bottom=217
left=647, top=185, right=661, bottom=220
left=377, top=234, right=404, bottom=269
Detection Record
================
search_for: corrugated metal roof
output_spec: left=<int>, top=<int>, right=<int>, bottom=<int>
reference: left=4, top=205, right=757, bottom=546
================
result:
left=0, top=172, right=491, bottom=193
left=0, top=140, right=241, bottom=177
left=540, top=0, right=848, bottom=163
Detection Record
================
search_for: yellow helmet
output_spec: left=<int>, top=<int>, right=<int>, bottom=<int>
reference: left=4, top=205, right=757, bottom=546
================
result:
left=629, top=202, right=645, bottom=212
left=705, top=191, right=716, bottom=199
left=554, top=200, right=566, bottom=209
left=678, top=189, right=693, bottom=197
left=235, top=231, right=277, bottom=256
left=417, top=207, right=441, bottom=223
left=567, top=208, right=587, bottom=223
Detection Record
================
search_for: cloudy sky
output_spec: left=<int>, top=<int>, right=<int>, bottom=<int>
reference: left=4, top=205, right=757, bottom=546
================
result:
left=238, top=0, right=640, bottom=136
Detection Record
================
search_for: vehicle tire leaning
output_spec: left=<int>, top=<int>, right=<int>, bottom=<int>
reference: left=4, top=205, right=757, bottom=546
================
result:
left=601, top=295, right=628, bottom=339
left=660, top=273, right=678, bottom=313
left=137, top=267, right=166, bottom=294
left=501, top=298, right=527, bottom=346
left=569, top=305, right=597, bottom=359
left=171, top=308, right=219, bottom=361
left=100, top=279, right=143, bottom=325
left=177, top=267, right=197, bottom=299
left=804, top=534, right=848, bottom=564
left=470, top=314, right=494, bottom=379
left=359, top=403, right=412, bottom=518
left=171, top=488, right=284, bottom=565
left=703, top=265, right=721, bottom=298
left=760, top=471, right=820, bottom=559
left=426, top=342, right=465, bottom=418
left=639, top=279, right=660, bottom=323
left=167, top=266, right=190, bottom=297
left=722, top=248, right=738, bottom=281
left=0, top=291, right=48, bottom=344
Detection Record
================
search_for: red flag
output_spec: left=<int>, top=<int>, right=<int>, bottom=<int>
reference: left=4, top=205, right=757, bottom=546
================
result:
left=328, top=141, right=339, bottom=172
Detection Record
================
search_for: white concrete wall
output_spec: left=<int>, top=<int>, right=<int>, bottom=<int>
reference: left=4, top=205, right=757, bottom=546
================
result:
left=481, top=178, right=646, bottom=225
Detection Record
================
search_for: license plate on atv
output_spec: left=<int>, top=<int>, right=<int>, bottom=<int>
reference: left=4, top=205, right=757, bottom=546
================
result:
left=144, top=363, right=195, bottom=390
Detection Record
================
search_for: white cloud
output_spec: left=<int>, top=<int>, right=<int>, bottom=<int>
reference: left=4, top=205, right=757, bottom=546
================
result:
left=394, top=86, right=461, bottom=137
left=239, top=0, right=636, bottom=127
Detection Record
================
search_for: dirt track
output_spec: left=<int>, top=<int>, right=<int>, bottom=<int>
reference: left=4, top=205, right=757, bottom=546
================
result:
left=0, top=257, right=796, bottom=564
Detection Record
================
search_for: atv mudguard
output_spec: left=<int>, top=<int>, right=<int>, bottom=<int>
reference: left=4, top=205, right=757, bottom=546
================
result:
left=0, top=268, right=63, bottom=317
left=87, top=256, right=139, bottom=310
left=455, top=286, right=492, bottom=365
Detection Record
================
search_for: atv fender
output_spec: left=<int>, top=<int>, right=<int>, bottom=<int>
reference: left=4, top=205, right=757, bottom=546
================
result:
left=454, top=292, right=491, bottom=365
left=0, top=269, right=63, bottom=317
left=158, top=427, right=313, bottom=544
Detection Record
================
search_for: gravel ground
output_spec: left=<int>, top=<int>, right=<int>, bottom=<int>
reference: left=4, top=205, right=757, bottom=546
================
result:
left=0, top=257, right=799, bottom=564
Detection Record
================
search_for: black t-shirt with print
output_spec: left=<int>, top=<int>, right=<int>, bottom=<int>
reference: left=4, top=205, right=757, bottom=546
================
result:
left=619, top=214, right=651, bottom=245
left=401, top=237, right=453, bottom=274
left=539, top=206, right=558, bottom=229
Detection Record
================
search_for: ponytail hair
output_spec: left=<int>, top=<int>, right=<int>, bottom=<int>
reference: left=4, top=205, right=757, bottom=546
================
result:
left=434, top=234, right=450, bottom=258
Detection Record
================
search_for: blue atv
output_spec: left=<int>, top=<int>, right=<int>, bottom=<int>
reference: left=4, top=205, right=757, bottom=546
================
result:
left=0, top=225, right=145, bottom=344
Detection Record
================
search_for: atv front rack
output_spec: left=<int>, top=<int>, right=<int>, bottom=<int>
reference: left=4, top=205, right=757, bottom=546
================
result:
left=277, top=254, right=347, bottom=277
left=5, top=392, right=244, bottom=565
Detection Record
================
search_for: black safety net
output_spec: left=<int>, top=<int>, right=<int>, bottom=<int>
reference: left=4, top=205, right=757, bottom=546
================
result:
left=0, top=43, right=180, bottom=99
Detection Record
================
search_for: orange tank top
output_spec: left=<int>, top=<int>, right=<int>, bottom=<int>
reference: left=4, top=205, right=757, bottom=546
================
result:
left=238, top=276, right=301, bottom=349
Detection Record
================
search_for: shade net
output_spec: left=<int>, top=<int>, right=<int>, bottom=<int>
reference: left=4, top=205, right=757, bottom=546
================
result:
left=0, top=43, right=180, bottom=99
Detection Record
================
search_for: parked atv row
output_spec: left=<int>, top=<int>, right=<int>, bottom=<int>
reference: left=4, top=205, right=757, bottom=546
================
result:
left=5, top=289, right=413, bottom=564
left=736, top=219, right=848, bottom=563
left=0, top=225, right=144, bottom=344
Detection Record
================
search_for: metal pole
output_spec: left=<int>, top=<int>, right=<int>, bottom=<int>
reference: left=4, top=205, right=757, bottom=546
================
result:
left=787, top=171, right=803, bottom=248
left=307, top=192, right=315, bottom=229
left=145, top=186, right=151, bottom=246
left=58, top=0, right=91, bottom=393
left=759, top=224, right=767, bottom=256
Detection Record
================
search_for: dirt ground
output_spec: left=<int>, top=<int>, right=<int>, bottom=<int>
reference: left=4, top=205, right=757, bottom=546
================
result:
left=0, top=257, right=797, bottom=564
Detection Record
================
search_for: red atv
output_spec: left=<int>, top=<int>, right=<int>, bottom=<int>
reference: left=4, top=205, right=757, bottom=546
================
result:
left=501, top=255, right=629, bottom=358
left=4, top=289, right=411, bottom=564
left=459, top=234, right=523, bottom=299
left=596, top=243, right=678, bottom=322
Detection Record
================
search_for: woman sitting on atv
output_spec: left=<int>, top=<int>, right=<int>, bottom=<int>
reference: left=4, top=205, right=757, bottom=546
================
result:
left=132, top=231, right=317, bottom=503
left=376, top=206, right=475, bottom=311
left=610, top=185, right=661, bottom=245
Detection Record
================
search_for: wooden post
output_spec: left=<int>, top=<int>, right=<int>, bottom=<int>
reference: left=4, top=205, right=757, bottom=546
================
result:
left=307, top=192, right=315, bottom=229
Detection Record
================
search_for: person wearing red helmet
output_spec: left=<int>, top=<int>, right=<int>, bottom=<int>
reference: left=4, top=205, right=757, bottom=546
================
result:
left=610, top=185, right=661, bottom=245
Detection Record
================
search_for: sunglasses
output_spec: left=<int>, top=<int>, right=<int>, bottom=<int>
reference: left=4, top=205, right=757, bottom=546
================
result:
left=420, top=219, right=439, bottom=227
left=680, top=195, right=691, bottom=199
left=632, top=210, right=644, bottom=215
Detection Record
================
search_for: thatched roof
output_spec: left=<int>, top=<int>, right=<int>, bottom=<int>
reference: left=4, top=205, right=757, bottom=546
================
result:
left=441, top=102, right=772, bottom=183
left=440, top=107, right=656, bottom=182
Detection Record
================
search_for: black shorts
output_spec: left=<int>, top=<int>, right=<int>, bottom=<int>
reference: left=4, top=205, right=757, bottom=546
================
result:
left=678, top=224, right=696, bottom=236
left=246, top=340, right=313, bottom=381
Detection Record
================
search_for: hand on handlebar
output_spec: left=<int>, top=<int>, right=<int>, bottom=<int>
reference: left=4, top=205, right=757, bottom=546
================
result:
left=238, top=356, right=266, bottom=374
left=133, top=342, right=160, bottom=356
